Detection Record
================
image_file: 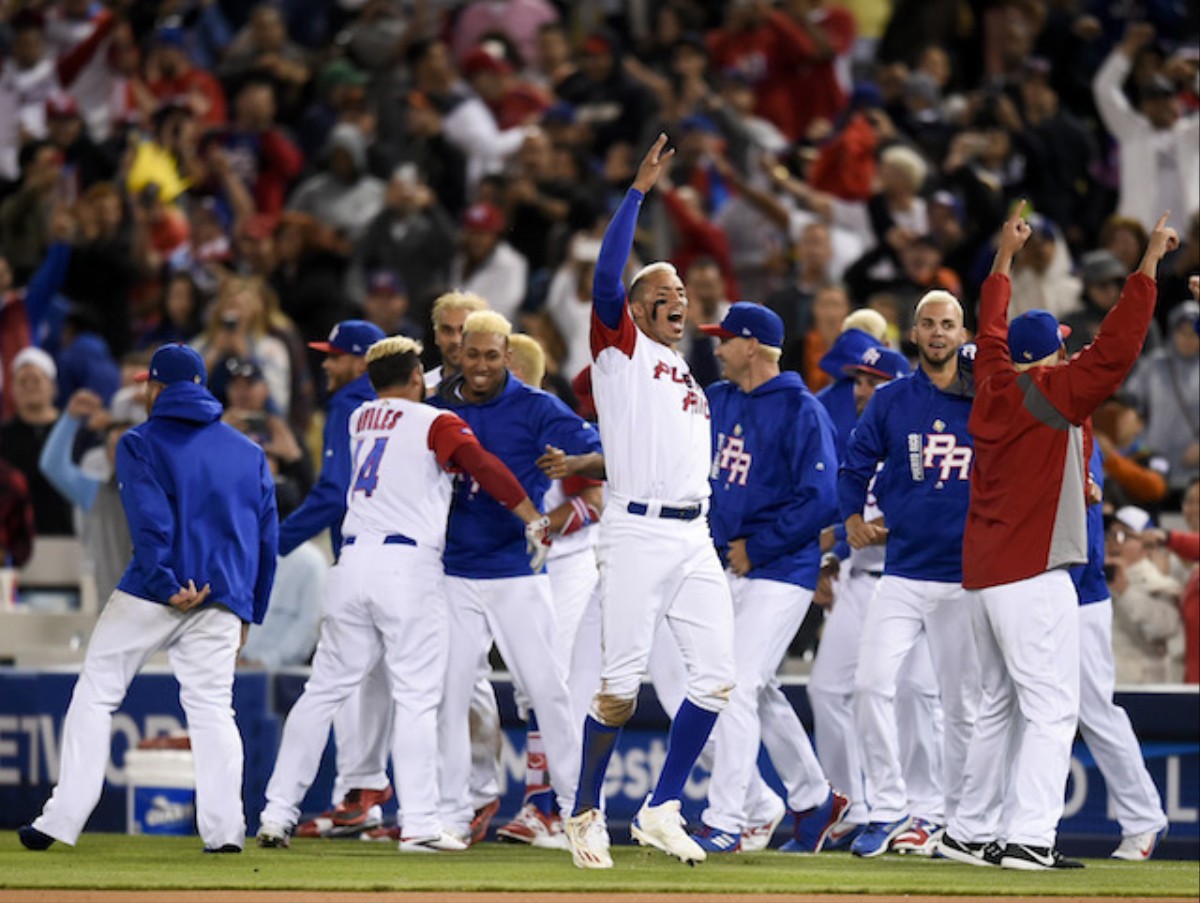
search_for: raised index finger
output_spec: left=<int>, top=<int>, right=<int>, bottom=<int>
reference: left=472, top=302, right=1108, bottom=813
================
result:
left=1153, top=211, right=1171, bottom=232
left=1010, top=199, right=1028, bottom=222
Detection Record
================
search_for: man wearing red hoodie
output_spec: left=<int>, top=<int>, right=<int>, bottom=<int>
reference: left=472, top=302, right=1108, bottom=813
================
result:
left=938, top=204, right=1178, bottom=871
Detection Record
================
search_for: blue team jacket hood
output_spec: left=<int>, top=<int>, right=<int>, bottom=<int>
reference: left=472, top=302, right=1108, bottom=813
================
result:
left=819, top=328, right=882, bottom=381
left=149, top=381, right=225, bottom=423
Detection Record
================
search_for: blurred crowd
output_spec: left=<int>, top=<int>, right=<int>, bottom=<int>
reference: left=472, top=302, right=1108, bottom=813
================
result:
left=0, top=0, right=1196, bottom=679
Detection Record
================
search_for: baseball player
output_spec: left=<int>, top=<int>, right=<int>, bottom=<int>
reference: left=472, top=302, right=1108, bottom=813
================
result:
left=838, top=290, right=980, bottom=858
left=430, top=311, right=602, bottom=845
left=20, top=345, right=277, bottom=853
left=256, top=336, right=553, bottom=851
left=690, top=302, right=848, bottom=853
left=426, top=291, right=489, bottom=395
left=940, top=205, right=1176, bottom=871
left=815, top=309, right=887, bottom=457
left=809, top=345, right=947, bottom=852
left=561, top=135, right=736, bottom=870
left=1075, top=444, right=1170, bottom=860
left=497, top=334, right=605, bottom=848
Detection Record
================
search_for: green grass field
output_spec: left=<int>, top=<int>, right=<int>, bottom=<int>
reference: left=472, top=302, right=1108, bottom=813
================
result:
left=0, top=835, right=1197, bottom=897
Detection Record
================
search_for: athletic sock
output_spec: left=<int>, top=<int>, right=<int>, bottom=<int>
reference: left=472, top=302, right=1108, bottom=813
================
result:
left=649, top=699, right=718, bottom=807
left=522, top=711, right=554, bottom=815
left=573, top=715, right=620, bottom=815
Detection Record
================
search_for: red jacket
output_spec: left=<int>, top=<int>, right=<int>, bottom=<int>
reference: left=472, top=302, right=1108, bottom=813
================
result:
left=1166, top=531, right=1199, bottom=683
left=963, top=272, right=1156, bottom=589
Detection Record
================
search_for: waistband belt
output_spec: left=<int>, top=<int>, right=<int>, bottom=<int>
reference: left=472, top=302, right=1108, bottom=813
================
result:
left=850, top=566, right=884, bottom=579
left=343, top=533, right=417, bottom=548
left=626, top=500, right=705, bottom=521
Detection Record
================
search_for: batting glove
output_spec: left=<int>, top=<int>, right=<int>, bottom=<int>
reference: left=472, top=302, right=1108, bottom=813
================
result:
left=525, top=516, right=552, bottom=571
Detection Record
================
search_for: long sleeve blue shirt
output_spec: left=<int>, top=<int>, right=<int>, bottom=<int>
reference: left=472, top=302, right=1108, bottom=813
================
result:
left=816, top=328, right=884, bottom=460
left=116, top=382, right=278, bottom=623
left=38, top=414, right=100, bottom=511
left=278, top=372, right=375, bottom=556
left=1070, top=443, right=1109, bottom=605
left=708, top=372, right=839, bottom=589
left=431, top=373, right=602, bottom=579
left=838, top=367, right=975, bottom=583
left=593, top=188, right=643, bottom=330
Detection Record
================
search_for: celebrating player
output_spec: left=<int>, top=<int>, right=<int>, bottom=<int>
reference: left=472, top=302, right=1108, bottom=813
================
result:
left=941, top=205, right=1176, bottom=871
left=561, top=134, right=736, bottom=870
left=21, top=345, right=277, bottom=853
left=694, top=302, right=849, bottom=853
left=257, top=336, right=553, bottom=852
left=838, top=291, right=981, bottom=858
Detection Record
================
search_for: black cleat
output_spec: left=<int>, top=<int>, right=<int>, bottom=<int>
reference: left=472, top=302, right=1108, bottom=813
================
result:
left=204, top=843, right=243, bottom=853
left=937, top=833, right=1002, bottom=867
left=1000, top=843, right=1085, bottom=870
left=18, top=826, right=55, bottom=851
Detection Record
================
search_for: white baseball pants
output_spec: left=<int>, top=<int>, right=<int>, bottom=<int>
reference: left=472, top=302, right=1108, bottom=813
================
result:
left=35, top=591, right=244, bottom=849
left=439, top=575, right=579, bottom=834
left=549, top=549, right=602, bottom=725
left=854, top=576, right=979, bottom=824
left=951, top=570, right=1080, bottom=847
left=702, top=576, right=828, bottom=833
left=1078, top=599, right=1167, bottom=837
left=261, top=543, right=447, bottom=837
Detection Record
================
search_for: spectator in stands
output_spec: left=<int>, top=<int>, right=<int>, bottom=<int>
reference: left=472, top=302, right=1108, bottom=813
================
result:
left=0, top=141, right=62, bottom=282
left=220, top=80, right=303, bottom=217
left=219, top=5, right=311, bottom=118
left=461, top=47, right=551, bottom=132
left=356, top=164, right=457, bottom=326
left=288, top=123, right=384, bottom=247
left=450, top=202, right=528, bottom=322
left=683, top=257, right=730, bottom=388
left=1093, top=23, right=1200, bottom=235
left=767, top=220, right=838, bottom=349
left=296, top=58, right=371, bottom=165
left=0, top=455, right=35, bottom=570
left=221, top=358, right=312, bottom=501
left=1063, top=250, right=1132, bottom=353
left=55, top=305, right=120, bottom=407
left=1097, top=215, right=1148, bottom=274
left=1126, top=299, right=1200, bottom=500
left=37, top=387, right=140, bottom=603
left=506, top=129, right=594, bottom=279
left=0, top=347, right=73, bottom=536
left=44, top=92, right=116, bottom=192
left=143, top=25, right=227, bottom=129
left=139, top=271, right=204, bottom=349
left=0, top=255, right=35, bottom=420
left=1093, top=394, right=1170, bottom=511
left=542, top=236, right=599, bottom=381
left=555, top=30, right=653, bottom=158
left=799, top=282, right=850, bottom=392
left=449, top=0, right=559, bottom=70
left=1005, top=214, right=1082, bottom=320
left=362, top=271, right=420, bottom=341
left=192, top=277, right=291, bottom=415
left=661, top=174, right=740, bottom=300
left=269, top=212, right=353, bottom=344
left=1143, top=479, right=1199, bottom=683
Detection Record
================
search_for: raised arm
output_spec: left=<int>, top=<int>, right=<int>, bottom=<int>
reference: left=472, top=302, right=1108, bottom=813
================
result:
left=976, top=201, right=1033, bottom=380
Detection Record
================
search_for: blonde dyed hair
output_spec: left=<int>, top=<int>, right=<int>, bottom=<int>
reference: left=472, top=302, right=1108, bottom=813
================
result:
left=913, top=289, right=964, bottom=324
left=758, top=344, right=782, bottom=363
left=508, top=334, right=546, bottom=386
left=366, top=335, right=423, bottom=363
left=431, top=290, right=488, bottom=327
left=842, top=308, right=888, bottom=341
left=629, top=261, right=680, bottom=301
left=880, top=145, right=929, bottom=192
left=463, top=310, right=513, bottom=340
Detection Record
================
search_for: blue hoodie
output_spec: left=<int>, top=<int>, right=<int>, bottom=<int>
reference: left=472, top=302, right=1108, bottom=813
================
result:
left=708, top=372, right=839, bottom=588
left=432, top=373, right=602, bottom=579
left=1070, top=443, right=1108, bottom=606
left=838, top=365, right=974, bottom=583
left=278, top=372, right=375, bottom=556
left=816, top=329, right=884, bottom=459
left=116, top=382, right=278, bottom=624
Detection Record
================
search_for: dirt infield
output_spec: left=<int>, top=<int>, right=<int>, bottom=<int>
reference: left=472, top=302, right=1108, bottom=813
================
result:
left=3, top=893, right=1197, bottom=903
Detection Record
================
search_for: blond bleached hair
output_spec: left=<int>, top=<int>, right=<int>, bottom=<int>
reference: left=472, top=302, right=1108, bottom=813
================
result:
left=880, top=145, right=929, bottom=192
left=629, top=261, right=679, bottom=302
left=463, top=310, right=513, bottom=340
left=431, top=290, right=488, bottom=327
left=913, top=289, right=964, bottom=324
left=508, top=334, right=546, bottom=387
left=366, top=335, right=423, bottom=363
left=842, top=308, right=889, bottom=341
left=758, top=344, right=782, bottom=364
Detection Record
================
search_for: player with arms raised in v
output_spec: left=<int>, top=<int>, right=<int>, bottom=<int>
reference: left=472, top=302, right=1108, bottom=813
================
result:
left=562, top=135, right=736, bottom=869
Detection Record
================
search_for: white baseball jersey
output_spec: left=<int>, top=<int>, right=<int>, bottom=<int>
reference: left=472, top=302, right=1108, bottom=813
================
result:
left=342, top=398, right=475, bottom=551
left=590, top=310, right=711, bottom=504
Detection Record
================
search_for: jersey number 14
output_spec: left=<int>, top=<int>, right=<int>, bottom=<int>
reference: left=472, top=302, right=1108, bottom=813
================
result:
left=353, top=437, right=389, bottom=497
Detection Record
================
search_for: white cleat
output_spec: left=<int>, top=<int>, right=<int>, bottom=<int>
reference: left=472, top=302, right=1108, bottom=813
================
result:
left=398, top=831, right=469, bottom=853
left=741, top=800, right=787, bottom=853
left=564, top=808, right=613, bottom=869
left=255, top=822, right=291, bottom=849
left=1111, top=826, right=1167, bottom=861
left=630, top=797, right=706, bottom=865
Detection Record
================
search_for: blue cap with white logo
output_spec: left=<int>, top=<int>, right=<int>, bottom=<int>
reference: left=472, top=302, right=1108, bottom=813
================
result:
left=1008, top=310, right=1071, bottom=364
left=147, top=344, right=207, bottom=385
left=308, top=319, right=387, bottom=356
left=843, top=345, right=911, bottom=380
left=699, top=302, right=785, bottom=348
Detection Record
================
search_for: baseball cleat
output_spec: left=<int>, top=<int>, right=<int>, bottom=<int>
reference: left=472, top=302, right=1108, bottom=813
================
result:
left=891, top=817, right=944, bottom=856
left=781, top=787, right=851, bottom=853
left=468, top=799, right=501, bottom=846
left=399, top=831, right=469, bottom=853
left=999, top=843, right=1084, bottom=870
left=740, top=802, right=786, bottom=853
left=937, top=833, right=1003, bottom=866
left=18, top=825, right=55, bottom=851
left=824, top=821, right=863, bottom=851
left=565, top=808, right=613, bottom=869
left=203, top=844, right=242, bottom=854
left=256, top=822, right=292, bottom=849
left=295, top=786, right=390, bottom=838
left=496, top=803, right=567, bottom=850
left=1111, top=826, right=1168, bottom=861
left=631, top=797, right=706, bottom=865
left=359, top=825, right=401, bottom=842
left=690, top=823, right=742, bottom=853
left=850, top=816, right=912, bottom=858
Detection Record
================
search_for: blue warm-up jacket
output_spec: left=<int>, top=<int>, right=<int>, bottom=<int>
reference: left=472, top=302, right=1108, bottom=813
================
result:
left=116, top=382, right=278, bottom=624
left=278, top=372, right=375, bottom=556
left=838, top=365, right=975, bottom=583
left=1070, top=443, right=1109, bottom=606
left=432, top=373, right=602, bottom=579
left=816, top=328, right=883, bottom=460
left=708, top=372, right=839, bottom=589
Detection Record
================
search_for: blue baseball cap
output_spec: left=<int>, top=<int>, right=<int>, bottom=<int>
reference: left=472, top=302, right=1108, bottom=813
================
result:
left=1008, top=310, right=1072, bottom=364
left=308, top=319, right=386, bottom=356
left=146, top=344, right=207, bottom=385
left=843, top=345, right=911, bottom=380
left=699, top=302, right=784, bottom=348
